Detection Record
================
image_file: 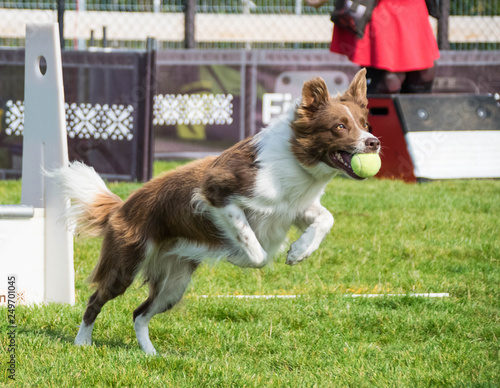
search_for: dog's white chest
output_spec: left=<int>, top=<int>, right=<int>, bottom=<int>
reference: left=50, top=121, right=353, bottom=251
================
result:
left=241, top=164, right=327, bottom=257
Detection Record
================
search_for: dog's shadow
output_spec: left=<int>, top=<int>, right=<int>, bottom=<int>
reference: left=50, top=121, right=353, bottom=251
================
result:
left=19, top=326, right=139, bottom=353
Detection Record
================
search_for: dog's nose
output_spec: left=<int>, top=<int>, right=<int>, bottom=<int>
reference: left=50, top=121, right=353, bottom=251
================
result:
left=365, top=137, right=381, bottom=152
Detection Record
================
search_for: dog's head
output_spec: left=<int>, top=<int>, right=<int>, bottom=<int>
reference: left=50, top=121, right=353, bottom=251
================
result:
left=291, top=69, right=380, bottom=180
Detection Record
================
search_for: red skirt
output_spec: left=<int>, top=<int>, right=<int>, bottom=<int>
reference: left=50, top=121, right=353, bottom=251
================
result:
left=330, top=0, right=440, bottom=72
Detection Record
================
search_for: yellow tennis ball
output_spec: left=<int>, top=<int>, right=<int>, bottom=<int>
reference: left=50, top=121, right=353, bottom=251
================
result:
left=351, top=153, right=381, bottom=178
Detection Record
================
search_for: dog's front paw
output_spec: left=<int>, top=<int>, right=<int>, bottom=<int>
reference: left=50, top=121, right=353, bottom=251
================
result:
left=228, top=246, right=268, bottom=268
left=248, top=245, right=268, bottom=268
left=286, top=241, right=312, bottom=265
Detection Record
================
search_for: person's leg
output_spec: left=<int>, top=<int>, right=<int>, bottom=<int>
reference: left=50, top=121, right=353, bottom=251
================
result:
left=366, top=67, right=405, bottom=94
left=400, top=63, right=437, bottom=93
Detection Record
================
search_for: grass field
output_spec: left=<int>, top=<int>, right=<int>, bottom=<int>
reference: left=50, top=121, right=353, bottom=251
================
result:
left=1, top=161, right=499, bottom=387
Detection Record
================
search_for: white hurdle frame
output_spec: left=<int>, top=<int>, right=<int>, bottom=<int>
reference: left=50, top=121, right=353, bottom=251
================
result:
left=0, top=23, right=74, bottom=305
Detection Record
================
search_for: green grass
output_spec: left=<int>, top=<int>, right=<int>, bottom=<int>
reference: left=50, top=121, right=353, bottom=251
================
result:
left=1, top=161, right=499, bottom=386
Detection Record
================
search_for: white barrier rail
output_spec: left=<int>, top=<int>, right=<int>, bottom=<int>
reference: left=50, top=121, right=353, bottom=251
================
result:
left=0, top=205, right=35, bottom=218
left=197, top=293, right=450, bottom=299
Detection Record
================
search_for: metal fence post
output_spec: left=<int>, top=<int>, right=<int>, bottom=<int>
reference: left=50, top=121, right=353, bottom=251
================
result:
left=185, top=0, right=196, bottom=49
left=437, top=0, right=450, bottom=50
left=56, top=0, right=65, bottom=49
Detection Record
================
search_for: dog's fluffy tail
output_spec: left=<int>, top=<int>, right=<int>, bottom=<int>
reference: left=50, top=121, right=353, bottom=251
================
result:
left=49, top=161, right=123, bottom=238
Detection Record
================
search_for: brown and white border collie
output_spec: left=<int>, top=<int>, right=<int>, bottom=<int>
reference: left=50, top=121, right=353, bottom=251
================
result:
left=51, top=69, right=380, bottom=355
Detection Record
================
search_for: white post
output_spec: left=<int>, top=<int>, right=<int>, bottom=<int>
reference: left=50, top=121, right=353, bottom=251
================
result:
left=22, top=23, right=75, bottom=304
left=78, top=0, right=87, bottom=50
left=153, top=0, right=161, bottom=13
left=295, top=0, right=302, bottom=15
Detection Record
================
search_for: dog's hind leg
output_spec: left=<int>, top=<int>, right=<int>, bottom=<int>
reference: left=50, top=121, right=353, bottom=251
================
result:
left=75, top=272, right=135, bottom=346
left=75, top=238, right=141, bottom=346
left=74, top=291, right=100, bottom=346
left=133, top=258, right=198, bottom=355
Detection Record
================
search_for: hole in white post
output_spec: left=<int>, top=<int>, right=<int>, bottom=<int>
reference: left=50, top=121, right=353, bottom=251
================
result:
left=38, top=56, right=47, bottom=76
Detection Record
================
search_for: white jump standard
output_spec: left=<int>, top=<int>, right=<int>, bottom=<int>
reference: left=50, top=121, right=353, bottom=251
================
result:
left=0, top=23, right=74, bottom=305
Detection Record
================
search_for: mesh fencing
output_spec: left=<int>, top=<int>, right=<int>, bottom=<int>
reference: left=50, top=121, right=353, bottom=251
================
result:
left=450, top=0, right=500, bottom=50
left=0, top=0, right=499, bottom=50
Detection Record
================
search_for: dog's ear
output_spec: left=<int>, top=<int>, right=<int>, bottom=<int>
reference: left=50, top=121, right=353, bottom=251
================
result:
left=300, top=77, right=330, bottom=112
left=342, top=68, right=368, bottom=108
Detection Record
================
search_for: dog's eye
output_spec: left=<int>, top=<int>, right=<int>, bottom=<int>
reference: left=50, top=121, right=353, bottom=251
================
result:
left=363, top=123, right=369, bottom=129
left=336, top=124, right=346, bottom=130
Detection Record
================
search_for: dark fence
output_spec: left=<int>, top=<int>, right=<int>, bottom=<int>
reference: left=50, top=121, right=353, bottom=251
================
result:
left=0, top=49, right=155, bottom=181
left=1, top=48, right=499, bottom=178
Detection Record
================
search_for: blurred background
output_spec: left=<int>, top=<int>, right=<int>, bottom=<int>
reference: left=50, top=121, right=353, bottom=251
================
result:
left=0, top=0, right=498, bottom=50
left=0, top=1, right=499, bottom=182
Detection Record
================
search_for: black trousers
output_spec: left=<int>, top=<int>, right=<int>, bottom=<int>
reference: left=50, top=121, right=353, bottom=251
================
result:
left=366, top=63, right=436, bottom=94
